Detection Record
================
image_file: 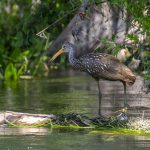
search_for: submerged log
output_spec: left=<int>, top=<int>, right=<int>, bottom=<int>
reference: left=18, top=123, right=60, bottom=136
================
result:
left=0, top=111, right=150, bottom=132
left=0, top=111, right=127, bottom=128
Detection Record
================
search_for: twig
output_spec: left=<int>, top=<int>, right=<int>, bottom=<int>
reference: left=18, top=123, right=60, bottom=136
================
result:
left=36, top=7, right=78, bottom=39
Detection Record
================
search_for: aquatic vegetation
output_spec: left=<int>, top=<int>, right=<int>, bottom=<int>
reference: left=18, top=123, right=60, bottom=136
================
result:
left=1, top=111, right=150, bottom=136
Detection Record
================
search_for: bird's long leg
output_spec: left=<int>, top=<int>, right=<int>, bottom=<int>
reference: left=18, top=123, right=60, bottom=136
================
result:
left=97, top=81, right=102, bottom=116
left=123, top=82, right=128, bottom=108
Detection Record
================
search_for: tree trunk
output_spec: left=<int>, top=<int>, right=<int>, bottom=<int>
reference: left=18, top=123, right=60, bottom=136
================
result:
left=49, top=2, right=130, bottom=57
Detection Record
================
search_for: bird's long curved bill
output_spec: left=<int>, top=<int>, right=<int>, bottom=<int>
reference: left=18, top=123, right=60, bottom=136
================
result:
left=50, top=49, right=64, bottom=62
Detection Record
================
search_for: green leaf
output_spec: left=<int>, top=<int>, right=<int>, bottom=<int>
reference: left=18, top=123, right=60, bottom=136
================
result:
left=11, top=49, right=21, bottom=60
left=17, top=63, right=27, bottom=77
left=22, top=50, right=30, bottom=56
left=111, top=47, right=120, bottom=55
left=127, top=34, right=139, bottom=43
left=0, top=73, right=3, bottom=80
left=144, top=74, right=150, bottom=80
left=144, top=52, right=150, bottom=57
left=143, top=61, right=150, bottom=66
left=10, top=49, right=29, bottom=62
left=4, top=63, right=18, bottom=80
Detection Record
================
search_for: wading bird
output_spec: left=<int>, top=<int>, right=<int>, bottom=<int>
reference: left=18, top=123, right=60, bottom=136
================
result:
left=50, top=42, right=136, bottom=116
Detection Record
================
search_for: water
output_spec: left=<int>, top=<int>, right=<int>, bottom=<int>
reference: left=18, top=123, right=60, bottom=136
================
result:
left=0, top=128, right=150, bottom=150
left=0, top=69, right=150, bottom=150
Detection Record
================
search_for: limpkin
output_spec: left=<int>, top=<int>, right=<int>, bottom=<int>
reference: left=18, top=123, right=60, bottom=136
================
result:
left=50, top=42, right=136, bottom=116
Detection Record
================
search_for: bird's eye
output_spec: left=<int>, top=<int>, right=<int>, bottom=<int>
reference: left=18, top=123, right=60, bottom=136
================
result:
left=63, top=45, right=66, bottom=49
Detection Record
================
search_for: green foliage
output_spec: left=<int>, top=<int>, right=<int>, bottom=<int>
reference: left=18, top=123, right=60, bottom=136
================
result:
left=144, top=52, right=150, bottom=57
left=4, top=63, right=18, bottom=80
left=0, top=0, right=81, bottom=80
left=99, top=37, right=122, bottom=55
left=111, top=0, right=150, bottom=80
left=143, top=51, right=150, bottom=80
left=127, top=34, right=139, bottom=43
left=2, top=49, right=29, bottom=80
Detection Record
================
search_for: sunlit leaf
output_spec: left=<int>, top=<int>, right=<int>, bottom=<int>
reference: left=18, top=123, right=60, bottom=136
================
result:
left=22, top=50, right=30, bottom=56
left=4, top=63, right=18, bottom=80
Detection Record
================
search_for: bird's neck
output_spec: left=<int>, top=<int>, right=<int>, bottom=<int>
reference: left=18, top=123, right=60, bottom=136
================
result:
left=68, top=48, right=80, bottom=66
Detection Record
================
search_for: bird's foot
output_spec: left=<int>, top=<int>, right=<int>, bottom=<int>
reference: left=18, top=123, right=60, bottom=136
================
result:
left=116, top=112, right=128, bottom=122
left=123, top=103, right=130, bottom=112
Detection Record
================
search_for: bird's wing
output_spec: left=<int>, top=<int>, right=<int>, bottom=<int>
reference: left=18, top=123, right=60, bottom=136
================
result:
left=79, top=53, right=135, bottom=84
left=80, top=53, right=120, bottom=71
left=79, top=53, right=123, bottom=80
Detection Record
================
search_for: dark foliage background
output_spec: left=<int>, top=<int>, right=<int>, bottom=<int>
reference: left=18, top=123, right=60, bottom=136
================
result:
left=0, top=0, right=149, bottom=81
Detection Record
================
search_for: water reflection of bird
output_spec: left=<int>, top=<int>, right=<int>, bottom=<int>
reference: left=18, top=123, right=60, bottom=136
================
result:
left=50, top=42, right=136, bottom=116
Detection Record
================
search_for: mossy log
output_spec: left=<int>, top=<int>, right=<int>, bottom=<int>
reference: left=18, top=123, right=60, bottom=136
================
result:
left=0, top=111, right=150, bottom=133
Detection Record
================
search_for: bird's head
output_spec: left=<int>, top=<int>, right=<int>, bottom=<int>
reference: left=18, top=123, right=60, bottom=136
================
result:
left=50, top=42, right=74, bottom=62
left=62, top=41, right=74, bottom=52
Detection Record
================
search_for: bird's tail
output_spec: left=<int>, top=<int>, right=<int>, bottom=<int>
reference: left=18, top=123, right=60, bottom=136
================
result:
left=121, top=66, right=136, bottom=85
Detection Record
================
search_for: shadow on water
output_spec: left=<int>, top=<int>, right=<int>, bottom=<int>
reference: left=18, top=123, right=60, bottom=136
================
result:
left=0, top=69, right=150, bottom=150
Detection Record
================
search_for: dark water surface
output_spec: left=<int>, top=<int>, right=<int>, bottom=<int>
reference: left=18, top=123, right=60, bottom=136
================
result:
left=0, top=69, right=150, bottom=150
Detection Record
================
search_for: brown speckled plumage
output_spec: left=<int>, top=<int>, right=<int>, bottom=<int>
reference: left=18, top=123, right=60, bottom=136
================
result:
left=78, top=53, right=136, bottom=85
left=66, top=42, right=136, bottom=85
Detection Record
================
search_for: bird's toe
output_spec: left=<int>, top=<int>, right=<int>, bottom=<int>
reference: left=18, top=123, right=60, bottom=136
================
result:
left=116, top=112, right=128, bottom=122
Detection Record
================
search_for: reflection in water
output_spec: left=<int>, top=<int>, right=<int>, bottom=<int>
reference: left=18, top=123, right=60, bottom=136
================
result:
left=0, top=127, right=51, bottom=136
left=0, top=69, right=149, bottom=116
